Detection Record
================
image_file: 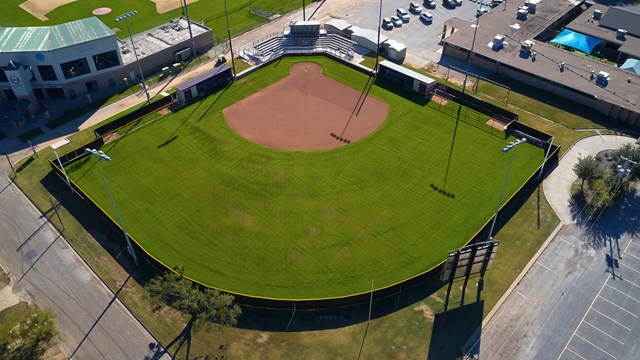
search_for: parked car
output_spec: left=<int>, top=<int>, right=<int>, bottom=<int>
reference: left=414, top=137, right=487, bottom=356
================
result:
left=476, top=7, right=489, bottom=16
left=443, top=0, right=456, bottom=8
left=409, top=2, right=423, bottom=13
left=491, top=0, right=505, bottom=7
left=382, top=17, right=393, bottom=28
left=390, top=15, right=403, bottom=27
left=424, top=0, right=437, bottom=9
left=420, top=12, right=433, bottom=23
left=455, top=0, right=462, bottom=6
left=396, top=8, right=411, bottom=22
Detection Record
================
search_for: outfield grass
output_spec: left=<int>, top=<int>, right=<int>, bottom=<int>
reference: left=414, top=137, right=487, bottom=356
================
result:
left=0, top=0, right=301, bottom=41
left=64, top=57, right=543, bottom=299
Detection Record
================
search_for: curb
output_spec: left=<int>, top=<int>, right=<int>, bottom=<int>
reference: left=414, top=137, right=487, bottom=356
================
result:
left=482, top=222, right=563, bottom=329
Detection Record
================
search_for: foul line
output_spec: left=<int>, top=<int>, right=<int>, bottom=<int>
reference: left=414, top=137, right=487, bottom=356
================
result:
left=591, top=308, right=631, bottom=331
left=583, top=320, right=624, bottom=345
left=574, top=334, right=617, bottom=359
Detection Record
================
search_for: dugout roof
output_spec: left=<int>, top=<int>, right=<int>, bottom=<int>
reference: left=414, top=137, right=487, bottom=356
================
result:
left=176, top=64, right=232, bottom=91
left=379, top=60, right=436, bottom=86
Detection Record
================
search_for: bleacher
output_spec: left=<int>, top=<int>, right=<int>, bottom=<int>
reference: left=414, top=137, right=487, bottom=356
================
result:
left=252, top=32, right=355, bottom=63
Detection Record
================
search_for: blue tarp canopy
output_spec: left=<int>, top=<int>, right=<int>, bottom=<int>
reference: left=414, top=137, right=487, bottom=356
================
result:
left=620, top=58, right=640, bottom=74
left=550, top=29, right=603, bottom=54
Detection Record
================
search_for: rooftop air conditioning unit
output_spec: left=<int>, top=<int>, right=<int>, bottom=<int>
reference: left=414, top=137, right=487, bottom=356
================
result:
left=524, top=1, right=537, bottom=14
left=617, top=29, right=627, bottom=39
left=593, top=9, right=603, bottom=20
left=517, top=8, right=529, bottom=20
left=493, top=34, right=505, bottom=49
left=521, top=40, right=534, bottom=49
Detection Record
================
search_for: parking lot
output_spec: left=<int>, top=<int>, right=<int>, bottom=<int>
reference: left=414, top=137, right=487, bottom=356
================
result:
left=557, top=237, right=640, bottom=360
left=330, top=0, right=483, bottom=64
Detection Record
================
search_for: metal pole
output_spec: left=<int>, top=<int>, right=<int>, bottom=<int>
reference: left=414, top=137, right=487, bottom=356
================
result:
left=487, top=138, right=526, bottom=241
left=118, top=13, right=150, bottom=105
left=223, top=0, right=237, bottom=78
left=182, top=0, right=197, bottom=57
left=537, top=137, right=554, bottom=180
left=88, top=150, right=139, bottom=266
left=443, top=2, right=484, bottom=189
left=28, top=140, right=37, bottom=157
left=54, top=150, right=73, bottom=192
left=302, top=0, right=306, bottom=21
left=2, top=149, right=16, bottom=177
left=374, top=0, right=383, bottom=73
left=368, top=280, right=375, bottom=323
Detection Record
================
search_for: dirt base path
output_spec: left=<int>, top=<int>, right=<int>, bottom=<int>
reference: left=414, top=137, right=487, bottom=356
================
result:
left=224, top=62, right=389, bottom=151
left=19, top=0, right=77, bottom=21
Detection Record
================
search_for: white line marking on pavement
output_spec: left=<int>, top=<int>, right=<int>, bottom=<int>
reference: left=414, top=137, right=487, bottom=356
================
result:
left=624, top=252, right=640, bottom=261
left=536, top=261, right=555, bottom=272
left=619, top=262, right=640, bottom=275
left=574, top=334, right=617, bottom=359
left=606, top=284, right=640, bottom=304
left=591, top=308, right=632, bottom=331
left=557, top=273, right=612, bottom=360
left=515, top=291, right=527, bottom=299
left=598, top=295, right=638, bottom=318
left=559, top=237, right=576, bottom=247
left=582, top=320, right=625, bottom=345
left=566, top=347, right=588, bottom=360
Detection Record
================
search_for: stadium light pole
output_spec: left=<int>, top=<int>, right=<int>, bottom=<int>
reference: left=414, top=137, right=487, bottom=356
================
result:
left=487, top=138, right=527, bottom=241
left=181, top=0, right=197, bottom=57
left=443, top=1, right=485, bottom=190
left=223, top=0, right=237, bottom=78
left=85, top=148, right=139, bottom=266
left=302, top=0, right=306, bottom=21
left=116, top=11, right=151, bottom=105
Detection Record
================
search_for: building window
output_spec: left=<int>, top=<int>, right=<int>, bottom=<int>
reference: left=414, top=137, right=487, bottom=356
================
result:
left=60, top=58, right=91, bottom=79
left=93, top=50, right=120, bottom=71
left=37, top=65, right=58, bottom=81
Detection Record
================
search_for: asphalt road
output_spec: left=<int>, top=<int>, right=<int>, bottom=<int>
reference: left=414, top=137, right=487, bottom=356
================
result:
left=479, top=135, right=640, bottom=360
left=0, top=175, right=169, bottom=359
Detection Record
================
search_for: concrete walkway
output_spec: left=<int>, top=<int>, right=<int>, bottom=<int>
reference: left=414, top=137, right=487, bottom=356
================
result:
left=543, top=134, right=637, bottom=224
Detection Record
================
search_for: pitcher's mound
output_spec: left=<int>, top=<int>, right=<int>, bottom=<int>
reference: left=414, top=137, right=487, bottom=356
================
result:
left=224, top=63, right=389, bottom=151
left=92, top=7, right=112, bottom=15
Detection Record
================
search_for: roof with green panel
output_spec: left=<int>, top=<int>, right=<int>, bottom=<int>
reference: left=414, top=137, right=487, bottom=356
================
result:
left=0, top=17, right=114, bottom=53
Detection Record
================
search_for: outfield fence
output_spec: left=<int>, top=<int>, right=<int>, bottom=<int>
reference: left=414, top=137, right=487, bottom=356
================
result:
left=48, top=54, right=559, bottom=309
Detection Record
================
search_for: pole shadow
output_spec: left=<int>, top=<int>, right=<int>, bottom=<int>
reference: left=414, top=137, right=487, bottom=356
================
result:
left=427, top=300, right=484, bottom=360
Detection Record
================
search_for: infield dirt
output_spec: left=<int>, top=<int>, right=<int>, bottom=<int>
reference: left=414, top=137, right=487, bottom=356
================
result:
left=224, top=62, right=389, bottom=151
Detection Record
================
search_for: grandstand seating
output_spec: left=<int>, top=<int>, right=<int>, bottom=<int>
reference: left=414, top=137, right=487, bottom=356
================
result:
left=252, top=33, right=356, bottom=63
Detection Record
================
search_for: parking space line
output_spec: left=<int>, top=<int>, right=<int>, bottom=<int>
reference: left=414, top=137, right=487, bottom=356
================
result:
left=565, top=347, right=588, bottom=360
left=582, top=320, right=625, bottom=345
left=515, top=290, right=527, bottom=299
left=557, top=273, right=612, bottom=360
left=574, top=334, right=617, bottom=359
left=625, top=252, right=640, bottom=261
left=619, top=262, right=640, bottom=274
left=591, top=308, right=632, bottom=331
left=598, top=295, right=639, bottom=318
left=606, top=284, right=640, bottom=304
left=559, top=237, right=577, bottom=247
left=536, top=261, right=555, bottom=272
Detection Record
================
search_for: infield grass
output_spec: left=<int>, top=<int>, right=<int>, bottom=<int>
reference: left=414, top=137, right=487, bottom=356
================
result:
left=65, top=56, right=543, bottom=299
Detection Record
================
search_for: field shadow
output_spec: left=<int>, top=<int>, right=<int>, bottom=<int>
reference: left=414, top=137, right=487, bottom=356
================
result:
left=427, top=300, right=484, bottom=360
left=373, top=77, right=429, bottom=106
left=237, top=277, right=447, bottom=331
left=582, top=186, right=640, bottom=249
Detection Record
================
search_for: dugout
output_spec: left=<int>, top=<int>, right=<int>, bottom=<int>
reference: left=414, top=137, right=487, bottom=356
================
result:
left=176, top=64, right=232, bottom=106
left=378, top=60, right=436, bottom=96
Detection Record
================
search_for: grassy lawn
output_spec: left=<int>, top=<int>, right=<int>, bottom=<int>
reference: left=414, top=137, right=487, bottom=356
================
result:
left=0, top=266, right=9, bottom=288
left=0, top=0, right=303, bottom=41
left=63, top=57, right=543, bottom=299
left=11, top=53, right=625, bottom=359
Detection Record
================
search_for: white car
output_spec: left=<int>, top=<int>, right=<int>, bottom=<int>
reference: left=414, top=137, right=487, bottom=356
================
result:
left=420, top=12, right=433, bottom=23
left=382, top=17, right=393, bottom=28
left=391, top=15, right=403, bottom=27
left=396, top=8, right=410, bottom=22
left=409, top=2, right=423, bottom=13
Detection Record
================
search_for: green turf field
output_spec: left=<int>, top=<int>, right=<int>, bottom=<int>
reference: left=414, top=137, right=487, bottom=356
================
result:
left=65, top=57, right=543, bottom=299
left=0, top=0, right=299, bottom=41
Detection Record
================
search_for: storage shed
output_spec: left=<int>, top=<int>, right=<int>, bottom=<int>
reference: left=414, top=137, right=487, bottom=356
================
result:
left=175, top=64, right=232, bottom=105
left=378, top=60, right=436, bottom=96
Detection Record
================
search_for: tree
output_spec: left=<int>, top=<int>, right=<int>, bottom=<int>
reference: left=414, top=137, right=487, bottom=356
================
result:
left=0, top=306, right=59, bottom=360
left=573, top=155, right=599, bottom=188
left=612, top=143, right=640, bottom=178
left=146, top=265, right=241, bottom=358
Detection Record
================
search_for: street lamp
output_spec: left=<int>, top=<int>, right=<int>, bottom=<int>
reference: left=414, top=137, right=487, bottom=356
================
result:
left=487, top=138, right=527, bottom=241
left=85, top=148, right=139, bottom=266
left=116, top=11, right=151, bottom=105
